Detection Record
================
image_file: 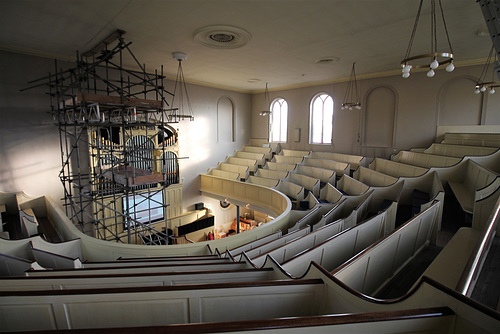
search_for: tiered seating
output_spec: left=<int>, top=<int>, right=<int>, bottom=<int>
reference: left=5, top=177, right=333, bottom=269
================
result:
left=224, top=156, right=259, bottom=173
left=233, top=150, right=266, bottom=166
left=264, top=161, right=296, bottom=172
left=413, top=143, right=499, bottom=157
left=391, top=150, right=461, bottom=168
left=308, top=151, right=367, bottom=171
left=302, top=157, right=350, bottom=177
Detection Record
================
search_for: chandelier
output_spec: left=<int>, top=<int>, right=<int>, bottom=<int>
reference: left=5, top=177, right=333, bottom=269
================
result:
left=401, top=0, right=455, bottom=78
left=168, top=52, right=194, bottom=122
left=258, top=83, right=272, bottom=116
left=475, top=46, right=499, bottom=95
left=341, top=62, right=361, bottom=110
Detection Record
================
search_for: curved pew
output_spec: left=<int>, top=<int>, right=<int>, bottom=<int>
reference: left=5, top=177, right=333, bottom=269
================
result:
left=273, top=155, right=304, bottom=165
left=224, top=230, right=283, bottom=257
left=391, top=150, right=461, bottom=168
left=302, top=158, right=350, bottom=177
left=264, top=161, right=296, bottom=172
left=241, top=145, right=272, bottom=161
left=234, top=150, right=266, bottom=167
left=208, top=168, right=240, bottom=181
left=225, top=156, right=259, bottom=173
left=284, top=173, right=321, bottom=197
left=332, top=201, right=441, bottom=296
left=254, top=168, right=289, bottom=180
left=292, top=165, right=336, bottom=186
left=369, top=158, right=428, bottom=178
left=417, top=143, right=499, bottom=158
left=308, top=151, right=367, bottom=171
left=246, top=175, right=280, bottom=188
left=280, top=149, right=311, bottom=157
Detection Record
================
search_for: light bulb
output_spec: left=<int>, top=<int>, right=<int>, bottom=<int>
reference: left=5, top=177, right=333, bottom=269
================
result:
left=446, top=62, right=455, bottom=72
left=490, top=88, right=496, bottom=94
left=430, top=59, right=439, bottom=69
left=402, top=72, right=410, bottom=78
left=355, top=105, right=361, bottom=110
left=475, top=88, right=481, bottom=94
left=349, top=106, right=353, bottom=110
left=481, top=86, right=487, bottom=92
left=427, top=69, right=435, bottom=77
left=402, top=65, right=412, bottom=73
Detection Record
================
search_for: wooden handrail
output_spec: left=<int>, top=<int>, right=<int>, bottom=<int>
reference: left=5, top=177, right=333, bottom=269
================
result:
left=0, top=278, right=323, bottom=296
left=456, top=195, right=500, bottom=296
left=13, top=307, right=453, bottom=333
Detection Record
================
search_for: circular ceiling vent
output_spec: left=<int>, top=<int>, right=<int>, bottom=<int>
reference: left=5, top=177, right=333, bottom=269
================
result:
left=193, top=25, right=251, bottom=49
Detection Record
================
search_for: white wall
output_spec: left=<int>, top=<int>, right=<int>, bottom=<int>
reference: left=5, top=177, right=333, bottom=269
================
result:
left=252, top=64, right=500, bottom=159
left=0, top=50, right=252, bottom=219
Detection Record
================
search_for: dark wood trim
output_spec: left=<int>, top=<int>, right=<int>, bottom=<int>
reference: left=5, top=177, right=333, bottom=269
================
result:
left=0, top=278, right=323, bottom=297
left=0, top=267, right=274, bottom=280
left=116, top=254, right=219, bottom=261
left=13, top=307, right=453, bottom=334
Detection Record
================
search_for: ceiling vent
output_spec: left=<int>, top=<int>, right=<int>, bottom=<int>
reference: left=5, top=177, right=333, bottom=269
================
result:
left=193, top=25, right=251, bottom=49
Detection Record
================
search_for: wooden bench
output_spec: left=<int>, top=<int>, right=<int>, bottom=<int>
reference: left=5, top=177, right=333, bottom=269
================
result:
left=332, top=201, right=441, bottom=296
left=264, top=161, right=297, bottom=172
left=245, top=175, right=280, bottom=188
left=288, top=205, right=332, bottom=232
left=281, top=149, right=311, bottom=157
left=0, top=278, right=325, bottom=331
left=282, top=210, right=388, bottom=277
left=448, top=160, right=499, bottom=214
left=234, top=150, right=266, bottom=166
left=0, top=252, right=44, bottom=276
left=293, top=165, right=336, bottom=186
left=441, top=132, right=500, bottom=147
left=273, top=180, right=305, bottom=201
left=284, top=173, right=321, bottom=197
left=273, top=155, right=304, bottom=164
left=369, top=158, right=428, bottom=178
left=241, top=145, right=273, bottom=160
left=255, top=168, right=289, bottom=180
left=319, top=183, right=343, bottom=204
left=302, top=158, right=350, bottom=177
left=243, top=226, right=311, bottom=259
left=336, top=175, right=370, bottom=196
left=225, top=230, right=282, bottom=257
left=391, top=150, right=461, bottom=168
left=308, top=151, right=366, bottom=170
left=217, top=162, right=250, bottom=180
left=417, top=143, right=499, bottom=157
left=208, top=168, right=240, bottom=181
left=225, top=156, right=258, bottom=173
left=353, top=166, right=398, bottom=187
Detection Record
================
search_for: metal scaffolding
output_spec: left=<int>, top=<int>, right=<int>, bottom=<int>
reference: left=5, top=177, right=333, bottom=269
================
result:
left=24, top=33, right=184, bottom=244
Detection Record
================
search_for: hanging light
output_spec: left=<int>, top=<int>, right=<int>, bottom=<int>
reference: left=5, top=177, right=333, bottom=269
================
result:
left=341, top=62, right=362, bottom=110
left=400, top=0, right=455, bottom=79
left=259, top=82, right=272, bottom=116
left=474, top=46, right=500, bottom=95
left=168, top=52, right=194, bottom=122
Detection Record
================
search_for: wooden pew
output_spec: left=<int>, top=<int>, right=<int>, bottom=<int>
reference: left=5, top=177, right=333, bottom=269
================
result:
left=293, top=165, right=336, bottom=186
left=353, top=166, right=398, bottom=187
left=282, top=211, right=389, bottom=276
left=273, top=180, right=305, bottom=201
left=369, top=158, right=428, bottom=178
left=336, top=175, right=370, bottom=196
left=0, top=278, right=325, bottom=331
left=319, top=183, right=343, bottom=204
left=234, top=150, right=266, bottom=167
left=302, top=158, right=350, bottom=177
left=25, top=261, right=256, bottom=277
left=217, top=162, right=250, bottom=180
left=264, top=161, right=297, bottom=172
left=19, top=208, right=39, bottom=238
left=242, top=226, right=311, bottom=260
left=225, top=230, right=282, bottom=257
left=391, top=150, right=461, bottom=168
left=246, top=175, right=280, bottom=188
left=273, top=155, right=304, bottom=164
left=416, top=143, right=499, bottom=157
left=255, top=168, right=289, bottom=180
left=0, top=267, right=287, bottom=292
left=0, top=252, right=44, bottom=276
left=225, top=156, right=259, bottom=173
left=284, top=173, right=321, bottom=197
left=241, top=145, right=273, bottom=160
left=308, top=151, right=367, bottom=170
left=208, top=168, right=240, bottom=181
left=288, top=205, right=332, bottom=232
left=331, top=201, right=441, bottom=296
left=447, top=160, right=499, bottom=214
left=251, top=216, right=348, bottom=267
left=441, top=132, right=500, bottom=147
left=280, top=149, right=311, bottom=157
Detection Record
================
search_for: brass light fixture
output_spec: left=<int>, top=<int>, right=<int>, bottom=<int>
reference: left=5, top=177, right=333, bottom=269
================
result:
left=259, top=83, right=272, bottom=116
left=401, top=0, right=455, bottom=78
left=475, top=46, right=499, bottom=95
left=341, top=62, right=361, bottom=110
left=168, top=52, right=194, bottom=122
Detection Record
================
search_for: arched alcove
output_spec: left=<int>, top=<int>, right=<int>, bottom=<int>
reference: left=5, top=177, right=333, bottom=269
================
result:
left=438, top=77, right=482, bottom=126
left=217, top=96, right=235, bottom=142
left=363, top=86, right=396, bottom=148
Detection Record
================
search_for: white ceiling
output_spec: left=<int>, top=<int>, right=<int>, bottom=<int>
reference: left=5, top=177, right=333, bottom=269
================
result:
left=0, top=0, right=491, bottom=93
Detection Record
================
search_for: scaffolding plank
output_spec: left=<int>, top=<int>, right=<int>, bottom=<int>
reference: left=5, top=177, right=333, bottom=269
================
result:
left=65, top=93, right=162, bottom=109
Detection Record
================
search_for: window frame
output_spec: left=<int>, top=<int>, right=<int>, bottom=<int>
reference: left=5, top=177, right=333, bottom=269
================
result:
left=269, top=97, right=288, bottom=143
left=309, top=92, right=334, bottom=145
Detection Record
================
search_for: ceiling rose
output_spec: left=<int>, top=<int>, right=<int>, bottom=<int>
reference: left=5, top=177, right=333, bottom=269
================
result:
left=193, top=25, right=251, bottom=49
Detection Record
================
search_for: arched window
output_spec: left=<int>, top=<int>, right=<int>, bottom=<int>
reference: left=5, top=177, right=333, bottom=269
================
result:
left=269, top=98, right=288, bottom=143
left=310, top=93, right=334, bottom=144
